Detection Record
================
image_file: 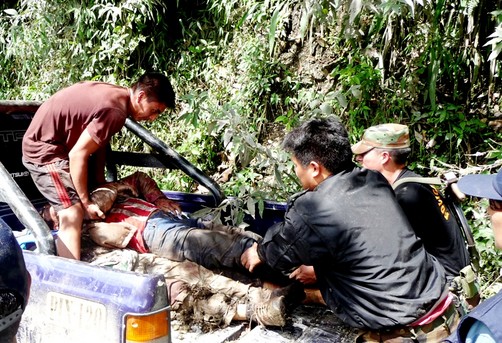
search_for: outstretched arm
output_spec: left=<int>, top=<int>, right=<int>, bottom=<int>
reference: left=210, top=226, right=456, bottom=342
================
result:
left=153, top=197, right=181, bottom=214
left=119, top=171, right=181, bottom=214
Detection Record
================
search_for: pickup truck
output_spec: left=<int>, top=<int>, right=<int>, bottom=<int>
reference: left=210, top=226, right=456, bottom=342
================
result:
left=0, top=101, right=357, bottom=343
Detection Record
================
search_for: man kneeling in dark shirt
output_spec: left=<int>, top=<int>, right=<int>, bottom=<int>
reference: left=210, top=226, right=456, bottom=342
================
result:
left=241, top=117, right=458, bottom=341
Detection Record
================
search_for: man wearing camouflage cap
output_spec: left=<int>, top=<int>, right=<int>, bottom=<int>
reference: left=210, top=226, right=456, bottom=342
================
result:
left=352, top=124, right=471, bottom=286
left=352, top=123, right=410, bottom=155
left=242, top=117, right=457, bottom=341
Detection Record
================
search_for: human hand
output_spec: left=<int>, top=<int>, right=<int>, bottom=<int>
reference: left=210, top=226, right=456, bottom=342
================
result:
left=240, top=242, right=262, bottom=272
left=84, top=202, right=105, bottom=220
left=290, top=265, right=317, bottom=285
left=90, top=187, right=117, bottom=213
left=154, top=198, right=182, bottom=215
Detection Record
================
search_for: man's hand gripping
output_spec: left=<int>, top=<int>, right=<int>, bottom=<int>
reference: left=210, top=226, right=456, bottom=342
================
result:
left=241, top=242, right=263, bottom=273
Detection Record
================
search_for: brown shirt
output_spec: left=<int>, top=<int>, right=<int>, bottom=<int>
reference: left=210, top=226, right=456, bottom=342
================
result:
left=22, top=81, right=129, bottom=164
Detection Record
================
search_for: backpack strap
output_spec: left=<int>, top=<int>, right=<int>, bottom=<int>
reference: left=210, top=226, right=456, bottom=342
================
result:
left=392, top=176, right=443, bottom=190
left=392, top=175, right=481, bottom=272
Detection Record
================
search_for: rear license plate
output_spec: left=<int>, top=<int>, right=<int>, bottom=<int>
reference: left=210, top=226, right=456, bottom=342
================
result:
left=46, top=292, right=108, bottom=337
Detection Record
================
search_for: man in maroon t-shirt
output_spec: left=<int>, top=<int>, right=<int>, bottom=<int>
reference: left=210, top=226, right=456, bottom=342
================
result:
left=22, top=72, right=176, bottom=260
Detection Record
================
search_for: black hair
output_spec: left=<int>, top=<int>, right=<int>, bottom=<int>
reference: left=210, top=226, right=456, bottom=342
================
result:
left=378, top=147, right=411, bottom=165
left=282, top=116, right=353, bottom=174
left=130, top=72, right=176, bottom=109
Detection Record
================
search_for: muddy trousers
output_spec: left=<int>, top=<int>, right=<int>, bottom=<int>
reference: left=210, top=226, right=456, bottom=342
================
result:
left=142, top=211, right=256, bottom=271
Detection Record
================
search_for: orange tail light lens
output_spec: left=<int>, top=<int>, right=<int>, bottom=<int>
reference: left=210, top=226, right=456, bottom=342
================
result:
left=125, top=310, right=169, bottom=342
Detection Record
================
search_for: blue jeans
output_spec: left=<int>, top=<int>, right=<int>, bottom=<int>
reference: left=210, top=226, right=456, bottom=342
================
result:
left=143, top=211, right=255, bottom=271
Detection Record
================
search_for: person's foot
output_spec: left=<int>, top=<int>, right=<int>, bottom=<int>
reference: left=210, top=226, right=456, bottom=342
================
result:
left=192, top=293, right=231, bottom=326
left=252, top=294, right=286, bottom=327
left=173, top=284, right=236, bottom=327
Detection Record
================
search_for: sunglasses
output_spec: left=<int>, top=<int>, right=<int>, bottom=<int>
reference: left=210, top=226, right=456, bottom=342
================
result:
left=355, top=147, right=375, bottom=160
left=489, top=199, right=502, bottom=211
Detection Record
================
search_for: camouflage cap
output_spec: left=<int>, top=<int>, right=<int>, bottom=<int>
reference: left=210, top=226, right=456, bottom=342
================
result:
left=351, top=123, right=410, bottom=155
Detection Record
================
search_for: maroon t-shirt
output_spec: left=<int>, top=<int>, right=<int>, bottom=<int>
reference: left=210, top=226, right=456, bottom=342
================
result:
left=22, top=81, right=129, bottom=164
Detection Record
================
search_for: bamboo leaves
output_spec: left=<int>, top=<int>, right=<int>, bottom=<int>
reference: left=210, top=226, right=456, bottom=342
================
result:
left=268, top=1, right=288, bottom=56
left=484, top=25, right=502, bottom=61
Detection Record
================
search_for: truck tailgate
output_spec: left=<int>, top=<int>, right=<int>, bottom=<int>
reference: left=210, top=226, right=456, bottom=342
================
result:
left=17, top=251, right=170, bottom=343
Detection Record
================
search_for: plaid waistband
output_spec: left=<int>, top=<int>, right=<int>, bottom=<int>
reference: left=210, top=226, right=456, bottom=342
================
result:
left=358, top=303, right=459, bottom=342
left=410, top=291, right=453, bottom=326
left=411, top=301, right=458, bottom=334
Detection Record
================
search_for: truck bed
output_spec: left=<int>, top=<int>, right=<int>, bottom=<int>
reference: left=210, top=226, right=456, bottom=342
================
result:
left=171, top=306, right=358, bottom=342
left=74, top=228, right=357, bottom=343
left=0, top=100, right=358, bottom=342
left=75, top=229, right=359, bottom=343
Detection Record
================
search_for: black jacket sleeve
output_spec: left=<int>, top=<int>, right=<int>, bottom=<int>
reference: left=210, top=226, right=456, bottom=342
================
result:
left=257, top=191, right=331, bottom=273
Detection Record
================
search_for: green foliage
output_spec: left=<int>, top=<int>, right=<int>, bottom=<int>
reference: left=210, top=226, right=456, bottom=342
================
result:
left=330, top=56, right=390, bottom=130
left=484, top=10, right=502, bottom=62
left=161, top=0, right=306, bottom=202
left=410, top=105, right=489, bottom=165
left=0, top=0, right=173, bottom=99
left=1, top=0, right=502, bottom=278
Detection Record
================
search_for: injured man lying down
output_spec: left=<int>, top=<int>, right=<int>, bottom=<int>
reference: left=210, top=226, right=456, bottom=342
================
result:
left=40, top=171, right=306, bottom=330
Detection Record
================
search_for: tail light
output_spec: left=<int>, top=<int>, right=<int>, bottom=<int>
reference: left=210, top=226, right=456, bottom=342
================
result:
left=125, top=309, right=170, bottom=343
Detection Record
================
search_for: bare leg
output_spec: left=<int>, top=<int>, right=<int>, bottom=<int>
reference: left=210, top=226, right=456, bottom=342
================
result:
left=56, top=203, right=84, bottom=260
left=263, top=281, right=325, bottom=306
left=303, top=288, right=326, bottom=305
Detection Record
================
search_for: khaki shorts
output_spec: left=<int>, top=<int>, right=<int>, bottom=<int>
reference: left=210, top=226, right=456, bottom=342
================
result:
left=22, top=158, right=80, bottom=212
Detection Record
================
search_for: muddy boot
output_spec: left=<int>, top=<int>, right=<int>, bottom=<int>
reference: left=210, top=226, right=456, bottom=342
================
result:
left=250, top=294, right=287, bottom=327
left=192, top=293, right=236, bottom=327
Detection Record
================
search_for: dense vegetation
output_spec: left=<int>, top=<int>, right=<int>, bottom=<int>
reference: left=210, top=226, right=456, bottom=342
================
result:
left=1, top=0, right=501, bottom=289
